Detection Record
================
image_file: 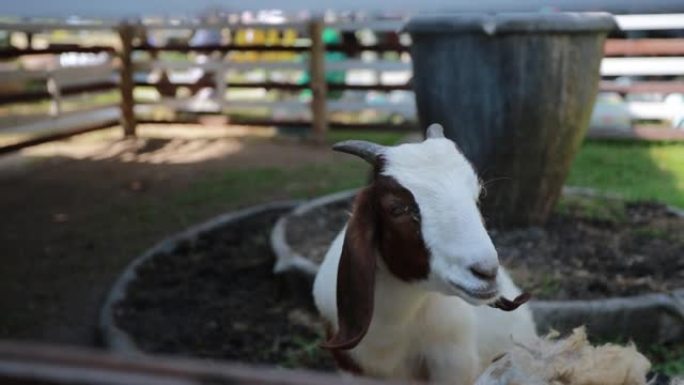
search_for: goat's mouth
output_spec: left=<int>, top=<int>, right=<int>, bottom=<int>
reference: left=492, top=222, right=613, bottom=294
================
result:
left=447, top=279, right=498, bottom=302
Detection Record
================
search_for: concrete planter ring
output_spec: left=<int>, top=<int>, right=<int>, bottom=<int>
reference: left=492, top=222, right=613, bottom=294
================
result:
left=100, top=201, right=300, bottom=354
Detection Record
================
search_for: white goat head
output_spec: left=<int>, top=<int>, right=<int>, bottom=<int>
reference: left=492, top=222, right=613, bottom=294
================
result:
left=323, top=124, right=501, bottom=350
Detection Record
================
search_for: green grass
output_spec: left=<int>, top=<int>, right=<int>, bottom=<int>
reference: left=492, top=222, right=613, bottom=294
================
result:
left=171, top=161, right=368, bottom=211
left=113, top=130, right=402, bottom=231
left=169, top=129, right=405, bottom=217
left=630, top=227, right=679, bottom=241
left=93, top=161, right=370, bottom=241
left=168, top=139, right=684, bottom=223
left=280, top=335, right=326, bottom=369
left=647, top=344, right=684, bottom=377
left=534, top=274, right=562, bottom=298
left=135, top=136, right=682, bottom=231
left=568, top=141, right=684, bottom=208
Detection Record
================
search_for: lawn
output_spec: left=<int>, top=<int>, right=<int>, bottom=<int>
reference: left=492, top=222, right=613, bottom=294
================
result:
left=123, top=129, right=405, bottom=226
left=166, top=136, right=684, bottom=218
left=149, top=136, right=684, bottom=230
left=567, top=141, right=684, bottom=209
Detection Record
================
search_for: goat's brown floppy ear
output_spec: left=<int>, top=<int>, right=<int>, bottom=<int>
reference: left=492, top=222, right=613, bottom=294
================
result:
left=322, top=187, right=377, bottom=351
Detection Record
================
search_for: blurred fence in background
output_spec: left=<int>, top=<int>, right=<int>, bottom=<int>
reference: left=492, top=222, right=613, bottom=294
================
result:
left=0, top=22, right=120, bottom=153
left=1, top=13, right=683, bottom=153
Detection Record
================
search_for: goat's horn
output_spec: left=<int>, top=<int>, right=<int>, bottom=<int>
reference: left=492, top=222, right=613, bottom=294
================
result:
left=426, top=123, right=445, bottom=139
left=332, top=140, right=384, bottom=164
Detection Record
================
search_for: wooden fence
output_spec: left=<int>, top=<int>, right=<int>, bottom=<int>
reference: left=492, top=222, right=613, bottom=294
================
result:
left=0, top=22, right=120, bottom=154
left=1, top=14, right=683, bottom=154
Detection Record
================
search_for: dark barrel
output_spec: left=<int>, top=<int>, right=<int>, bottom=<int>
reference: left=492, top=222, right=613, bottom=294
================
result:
left=406, top=13, right=616, bottom=227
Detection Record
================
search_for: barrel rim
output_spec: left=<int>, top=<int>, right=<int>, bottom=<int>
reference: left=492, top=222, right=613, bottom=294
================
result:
left=404, top=12, right=617, bottom=34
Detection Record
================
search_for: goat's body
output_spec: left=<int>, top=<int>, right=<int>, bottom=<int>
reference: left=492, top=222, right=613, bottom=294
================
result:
left=317, top=130, right=538, bottom=384
left=314, top=228, right=537, bottom=384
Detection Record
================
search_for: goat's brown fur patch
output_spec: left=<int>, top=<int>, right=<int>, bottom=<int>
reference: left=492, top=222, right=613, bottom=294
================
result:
left=322, top=187, right=378, bottom=350
left=323, top=168, right=432, bottom=351
left=375, top=175, right=430, bottom=281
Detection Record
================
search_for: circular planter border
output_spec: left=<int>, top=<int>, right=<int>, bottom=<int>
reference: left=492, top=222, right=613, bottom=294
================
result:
left=271, top=187, right=684, bottom=345
left=271, top=189, right=359, bottom=277
left=99, top=200, right=300, bottom=354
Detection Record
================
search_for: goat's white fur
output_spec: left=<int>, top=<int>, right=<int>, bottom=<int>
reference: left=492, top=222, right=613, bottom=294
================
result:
left=313, top=137, right=537, bottom=384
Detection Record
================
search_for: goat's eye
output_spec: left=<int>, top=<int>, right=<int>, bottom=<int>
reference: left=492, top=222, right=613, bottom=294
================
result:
left=389, top=204, right=421, bottom=222
left=390, top=206, right=407, bottom=217
left=411, top=210, right=421, bottom=223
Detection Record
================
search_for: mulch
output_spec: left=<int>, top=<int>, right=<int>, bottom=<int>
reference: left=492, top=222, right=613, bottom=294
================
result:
left=113, top=208, right=335, bottom=371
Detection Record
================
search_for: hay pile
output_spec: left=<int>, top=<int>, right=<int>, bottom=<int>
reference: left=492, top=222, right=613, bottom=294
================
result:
left=475, top=328, right=656, bottom=385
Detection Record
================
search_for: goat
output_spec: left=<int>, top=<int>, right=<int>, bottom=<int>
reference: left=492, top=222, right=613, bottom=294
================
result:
left=313, top=124, right=537, bottom=384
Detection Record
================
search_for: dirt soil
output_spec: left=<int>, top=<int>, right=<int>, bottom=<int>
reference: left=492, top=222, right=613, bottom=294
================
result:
left=495, top=201, right=684, bottom=300
left=0, top=125, right=338, bottom=347
left=114, top=208, right=335, bottom=371
left=287, top=196, right=684, bottom=300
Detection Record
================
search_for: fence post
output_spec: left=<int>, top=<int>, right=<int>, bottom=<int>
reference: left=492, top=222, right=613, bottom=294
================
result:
left=117, top=23, right=136, bottom=137
left=308, top=18, right=328, bottom=144
left=46, top=75, right=62, bottom=117
left=214, top=67, right=227, bottom=107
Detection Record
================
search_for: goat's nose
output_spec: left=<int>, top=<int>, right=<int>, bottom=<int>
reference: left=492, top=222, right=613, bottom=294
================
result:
left=469, top=262, right=499, bottom=281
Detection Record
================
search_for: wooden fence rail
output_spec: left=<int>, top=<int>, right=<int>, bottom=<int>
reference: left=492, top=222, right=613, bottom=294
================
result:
left=136, top=42, right=409, bottom=53
left=0, top=81, right=118, bottom=105
left=135, top=80, right=412, bottom=91
left=0, top=45, right=115, bottom=59
left=0, top=341, right=400, bottom=385
left=604, top=38, right=684, bottom=56
left=600, top=80, right=684, bottom=94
